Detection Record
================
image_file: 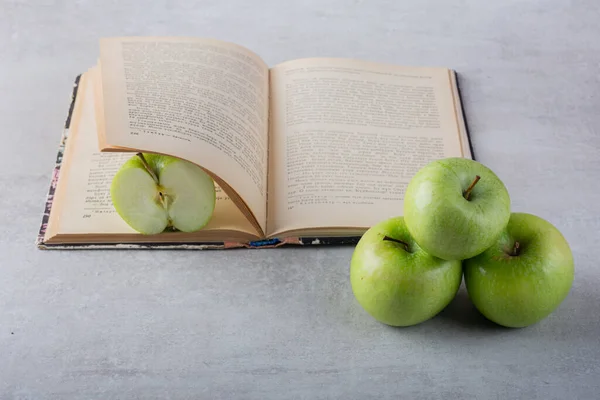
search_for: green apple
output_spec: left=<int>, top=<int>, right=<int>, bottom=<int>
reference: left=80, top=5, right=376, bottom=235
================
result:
left=463, top=212, right=574, bottom=328
left=350, top=216, right=463, bottom=327
left=403, top=157, right=511, bottom=261
left=110, top=153, right=216, bottom=234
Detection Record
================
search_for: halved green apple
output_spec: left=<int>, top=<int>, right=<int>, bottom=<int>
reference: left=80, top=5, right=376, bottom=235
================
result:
left=110, top=153, right=216, bottom=234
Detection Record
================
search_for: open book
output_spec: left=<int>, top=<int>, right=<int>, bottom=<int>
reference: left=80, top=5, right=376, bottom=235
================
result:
left=37, top=36, right=473, bottom=249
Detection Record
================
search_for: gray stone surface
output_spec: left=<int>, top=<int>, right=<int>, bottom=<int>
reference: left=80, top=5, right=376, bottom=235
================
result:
left=2, top=0, right=600, bottom=398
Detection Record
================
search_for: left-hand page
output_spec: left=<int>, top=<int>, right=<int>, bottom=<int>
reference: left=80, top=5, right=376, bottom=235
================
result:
left=44, top=70, right=259, bottom=243
left=98, top=37, right=270, bottom=236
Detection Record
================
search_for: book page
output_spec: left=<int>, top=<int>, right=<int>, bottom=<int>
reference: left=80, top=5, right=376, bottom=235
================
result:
left=48, top=71, right=259, bottom=238
left=267, top=58, right=468, bottom=236
left=98, top=37, right=269, bottom=235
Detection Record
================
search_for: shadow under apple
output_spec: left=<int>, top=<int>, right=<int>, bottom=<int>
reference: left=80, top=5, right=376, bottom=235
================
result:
left=378, top=283, right=516, bottom=335
left=433, top=284, right=504, bottom=331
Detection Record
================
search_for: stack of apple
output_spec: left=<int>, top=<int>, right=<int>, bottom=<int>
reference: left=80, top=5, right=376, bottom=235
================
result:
left=350, top=158, right=574, bottom=328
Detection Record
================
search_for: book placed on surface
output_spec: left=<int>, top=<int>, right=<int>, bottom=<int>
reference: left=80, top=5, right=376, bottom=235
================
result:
left=37, top=36, right=474, bottom=249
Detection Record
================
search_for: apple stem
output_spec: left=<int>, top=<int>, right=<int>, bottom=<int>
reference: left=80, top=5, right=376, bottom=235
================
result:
left=136, top=153, right=159, bottom=185
left=383, top=235, right=411, bottom=252
left=512, top=241, right=520, bottom=257
left=463, top=175, right=481, bottom=200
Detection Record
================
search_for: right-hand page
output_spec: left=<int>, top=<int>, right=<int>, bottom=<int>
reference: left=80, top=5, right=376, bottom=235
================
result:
left=267, top=58, right=471, bottom=237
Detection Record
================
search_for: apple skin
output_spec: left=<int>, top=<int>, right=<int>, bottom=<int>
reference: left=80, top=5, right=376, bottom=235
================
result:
left=403, top=157, right=511, bottom=261
left=463, top=212, right=574, bottom=328
left=350, top=216, right=463, bottom=327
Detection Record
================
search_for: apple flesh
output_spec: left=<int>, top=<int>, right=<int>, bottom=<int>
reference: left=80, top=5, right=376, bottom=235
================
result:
left=403, top=157, right=511, bottom=261
left=111, top=153, right=216, bottom=234
left=464, top=212, right=574, bottom=328
left=350, top=216, right=463, bottom=327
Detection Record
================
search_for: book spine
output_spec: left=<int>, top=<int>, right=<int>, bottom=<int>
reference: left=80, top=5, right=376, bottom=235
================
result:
left=36, top=75, right=82, bottom=247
